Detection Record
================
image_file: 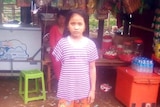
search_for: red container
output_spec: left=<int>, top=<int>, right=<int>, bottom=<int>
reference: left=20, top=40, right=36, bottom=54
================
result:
left=102, top=36, right=112, bottom=50
left=115, top=67, right=160, bottom=107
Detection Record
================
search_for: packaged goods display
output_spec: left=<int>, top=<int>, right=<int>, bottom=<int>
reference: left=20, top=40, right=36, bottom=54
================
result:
left=131, top=57, right=154, bottom=73
left=102, top=36, right=144, bottom=62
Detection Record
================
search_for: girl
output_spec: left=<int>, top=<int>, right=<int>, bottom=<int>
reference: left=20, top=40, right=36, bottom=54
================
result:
left=52, top=9, right=98, bottom=107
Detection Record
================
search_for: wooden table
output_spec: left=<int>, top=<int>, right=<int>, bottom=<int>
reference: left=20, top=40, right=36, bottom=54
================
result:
left=96, top=58, right=130, bottom=67
left=42, top=54, right=130, bottom=92
left=42, top=54, right=52, bottom=92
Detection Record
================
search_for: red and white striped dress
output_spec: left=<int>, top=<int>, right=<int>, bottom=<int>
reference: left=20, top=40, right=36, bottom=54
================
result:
left=52, top=36, right=98, bottom=101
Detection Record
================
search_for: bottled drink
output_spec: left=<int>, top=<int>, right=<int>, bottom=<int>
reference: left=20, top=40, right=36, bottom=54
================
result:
left=149, top=60, right=154, bottom=73
left=131, top=56, right=154, bottom=73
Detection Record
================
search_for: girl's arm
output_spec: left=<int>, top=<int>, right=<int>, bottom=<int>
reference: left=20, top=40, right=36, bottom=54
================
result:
left=89, top=60, right=96, bottom=92
left=88, top=60, right=96, bottom=103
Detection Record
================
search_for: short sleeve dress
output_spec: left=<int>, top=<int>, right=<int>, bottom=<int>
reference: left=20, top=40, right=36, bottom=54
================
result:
left=52, top=36, right=98, bottom=101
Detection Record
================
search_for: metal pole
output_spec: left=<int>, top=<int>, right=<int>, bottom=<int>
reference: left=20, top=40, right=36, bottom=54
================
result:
left=97, top=20, right=104, bottom=49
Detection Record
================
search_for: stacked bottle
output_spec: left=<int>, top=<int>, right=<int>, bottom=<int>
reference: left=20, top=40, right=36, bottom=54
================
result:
left=131, top=57, right=154, bottom=73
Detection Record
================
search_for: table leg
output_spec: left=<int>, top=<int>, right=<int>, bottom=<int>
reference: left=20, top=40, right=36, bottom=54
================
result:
left=47, top=63, right=51, bottom=92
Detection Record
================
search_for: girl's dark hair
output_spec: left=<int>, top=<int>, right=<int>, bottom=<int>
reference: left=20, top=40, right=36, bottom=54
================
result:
left=63, top=9, right=89, bottom=37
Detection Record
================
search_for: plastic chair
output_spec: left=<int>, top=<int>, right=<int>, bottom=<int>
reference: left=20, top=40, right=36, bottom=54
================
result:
left=19, top=69, right=46, bottom=104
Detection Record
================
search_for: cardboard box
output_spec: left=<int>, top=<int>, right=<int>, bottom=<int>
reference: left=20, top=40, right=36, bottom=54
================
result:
left=115, top=67, right=160, bottom=107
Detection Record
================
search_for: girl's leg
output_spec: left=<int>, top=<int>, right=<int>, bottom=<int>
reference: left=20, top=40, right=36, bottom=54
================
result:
left=58, top=99, right=74, bottom=107
left=74, top=98, right=90, bottom=107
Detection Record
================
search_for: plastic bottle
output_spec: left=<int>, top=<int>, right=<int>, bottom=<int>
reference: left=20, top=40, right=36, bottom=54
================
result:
left=142, top=59, right=146, bottom=72
left=146, top=58, right=150, bottom=73
left=138, top=59, right=143, bottom=72
left=136, top=57, right=141, bottom=72
left=131, top=56, right=154, bottom=73
left=131, top=57, right=136, bottom=70
left=149, top=60, right=154, bottom=73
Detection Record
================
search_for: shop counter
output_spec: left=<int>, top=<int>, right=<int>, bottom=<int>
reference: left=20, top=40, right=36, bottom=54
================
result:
left=96, top=58, right=130, bottom=67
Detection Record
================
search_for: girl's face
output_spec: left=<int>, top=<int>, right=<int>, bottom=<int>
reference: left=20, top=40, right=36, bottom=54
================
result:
left=68, top=13, right=85, bottom=38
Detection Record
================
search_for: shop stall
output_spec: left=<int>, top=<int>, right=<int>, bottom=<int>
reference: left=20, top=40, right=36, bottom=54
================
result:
left=1, top=0, right=160, bottom=100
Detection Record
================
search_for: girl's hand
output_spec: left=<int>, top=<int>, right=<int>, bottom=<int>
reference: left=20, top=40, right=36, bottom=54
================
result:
left=88, top=90, right=95, bottom=104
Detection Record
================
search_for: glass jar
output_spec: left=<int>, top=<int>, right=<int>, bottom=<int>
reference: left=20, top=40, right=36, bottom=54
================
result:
left=133, top=39, right=144, bottom=56
left=118, top=41, right=134, bottom=62
left=102, top=35, right=113, bottom=51
left=123, top=41, right=133, bottom=55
